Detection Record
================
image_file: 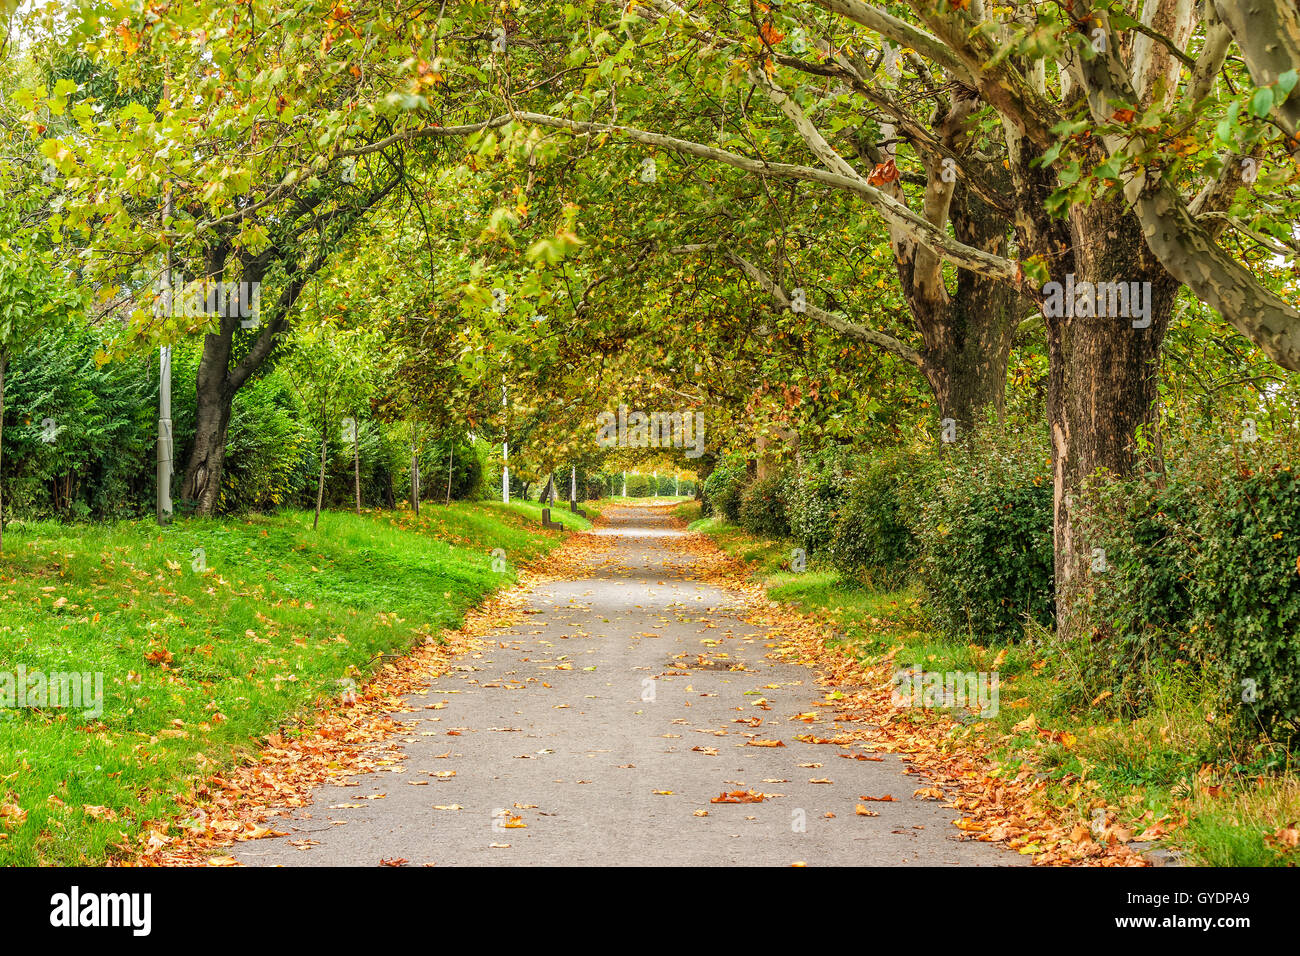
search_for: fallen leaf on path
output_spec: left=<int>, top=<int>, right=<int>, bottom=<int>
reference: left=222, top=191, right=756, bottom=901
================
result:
left=711, top=790, right=768, bottom=804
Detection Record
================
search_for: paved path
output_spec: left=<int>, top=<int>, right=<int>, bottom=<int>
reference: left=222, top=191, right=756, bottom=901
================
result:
left=234, top=504, right=1023, bottom=866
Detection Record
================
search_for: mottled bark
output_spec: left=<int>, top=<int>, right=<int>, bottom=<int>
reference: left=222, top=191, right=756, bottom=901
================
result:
left=907, top=188, right=1019, bottom=430
left=1214, top=0, right=1300, bottom=138
left=1046, top=200, right=1180, bottom=637
left=1068, top=0, right=1300, bottom=372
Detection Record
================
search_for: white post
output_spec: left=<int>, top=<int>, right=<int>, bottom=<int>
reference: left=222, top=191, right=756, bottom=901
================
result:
left=157, top=192, right=173, bottom=526
left=501, top=382, right=509, bottom=504
left=570, top=465, right=576, bottom=503
left=621, top=470, right=627, bottom=497
left=653, top=470, right=658, bottom=497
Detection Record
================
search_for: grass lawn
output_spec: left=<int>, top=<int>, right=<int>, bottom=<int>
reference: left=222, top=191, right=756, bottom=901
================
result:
left=597, top=495, right=693, bottom=505
left=0, top=500, right=593, bottom=865
left=679, top=502, right=1300, bottom=867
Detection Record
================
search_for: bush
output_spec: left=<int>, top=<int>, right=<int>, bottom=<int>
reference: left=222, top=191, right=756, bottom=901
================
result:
left=1078, top=432, right=1300, bottom=740
left=419, top=435, right=484, bottom=502
left=624, top=472, right=651, bottom=497
left=1192, top=458, right=1300, bottom=741
left=1074, top=464, right=1199, bottom=711
left=3, top=324, right=159, bottom=520
left=218, top=371, right=315, bottom=512
left=786, top=445, right=861, bottom=554
left=912, top=432, right=1055, bottom=643
left=829, top=449, right=932, bottom=587
left=655, top=473, right=679, bottom=496
left=738, top=472, right=791, bottom=538
left=702, top=457, right=747, bottom=520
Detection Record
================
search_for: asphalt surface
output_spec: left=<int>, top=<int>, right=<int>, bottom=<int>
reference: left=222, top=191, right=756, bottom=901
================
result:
left=234, top=503, right=1024, bottom=867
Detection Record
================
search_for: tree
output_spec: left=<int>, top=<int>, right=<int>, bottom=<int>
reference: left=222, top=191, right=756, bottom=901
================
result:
left=418, top=0, right=1300, bottom=634
left=281, top=321, right=382, bottom=529
left=22, top=0, right=498, bottom=514
left=0, top=73, right=80, bottom=553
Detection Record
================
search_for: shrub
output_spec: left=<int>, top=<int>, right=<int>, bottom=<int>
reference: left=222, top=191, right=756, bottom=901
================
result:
left=912, top=431, right=1055, bottom=643
left=419, top=435, right=484, bottom=502
left=702, top=457, right=747, bottom=520
left=738, top=472, right=791, bottom=538
left=3, top=324, right=159, bottom=520
left=1191, top=457, right=1300, bottom=741
left=786, top=445, right=861, bottom=554
left=829, top=448, right=932, bottom=588
left=1073, top=464, right=1199, bottom=711
left=219, top=371, right=315, bottom=512
left=1077, top=430, right=1300, bottom=740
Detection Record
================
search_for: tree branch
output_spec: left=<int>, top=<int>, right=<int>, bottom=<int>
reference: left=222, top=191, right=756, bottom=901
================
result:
left=674, top=243, right=926, bottom=368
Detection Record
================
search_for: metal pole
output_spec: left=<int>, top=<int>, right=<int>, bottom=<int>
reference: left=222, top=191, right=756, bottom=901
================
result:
left=157, top=192, right=173, bottom=526
left=501, top=381, right=509, bottom=504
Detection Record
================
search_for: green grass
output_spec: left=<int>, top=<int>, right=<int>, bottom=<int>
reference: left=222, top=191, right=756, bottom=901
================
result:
left=599, top=495, right=693, bottom=505
left=688, top=513, right=1300, bottom=867
left=0, top=500, right=584, bottom=865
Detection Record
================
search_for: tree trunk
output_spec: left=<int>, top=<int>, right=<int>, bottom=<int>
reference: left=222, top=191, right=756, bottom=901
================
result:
left=353, top=419, right=361, bottom=515
left=898, top=185, right=1020, bottom=433
left=181, top=327, right=237, bottom=516
left=1047, top=198, right=1180, bottom=639
left=444, top=444, right=454, bottom=506
left=314, top=403, right=328, bottom=530
left=918, top=269, right=1018, bottom=431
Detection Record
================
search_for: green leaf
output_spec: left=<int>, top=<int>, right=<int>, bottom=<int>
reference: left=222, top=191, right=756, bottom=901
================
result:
left=1250, top=86, right=1274, bottom=118
left=1276, top=69, right=1298, bottom=99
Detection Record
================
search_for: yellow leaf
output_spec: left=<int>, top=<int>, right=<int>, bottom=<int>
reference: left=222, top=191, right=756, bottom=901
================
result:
left=1012, top=713, right=1038, bottom=733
